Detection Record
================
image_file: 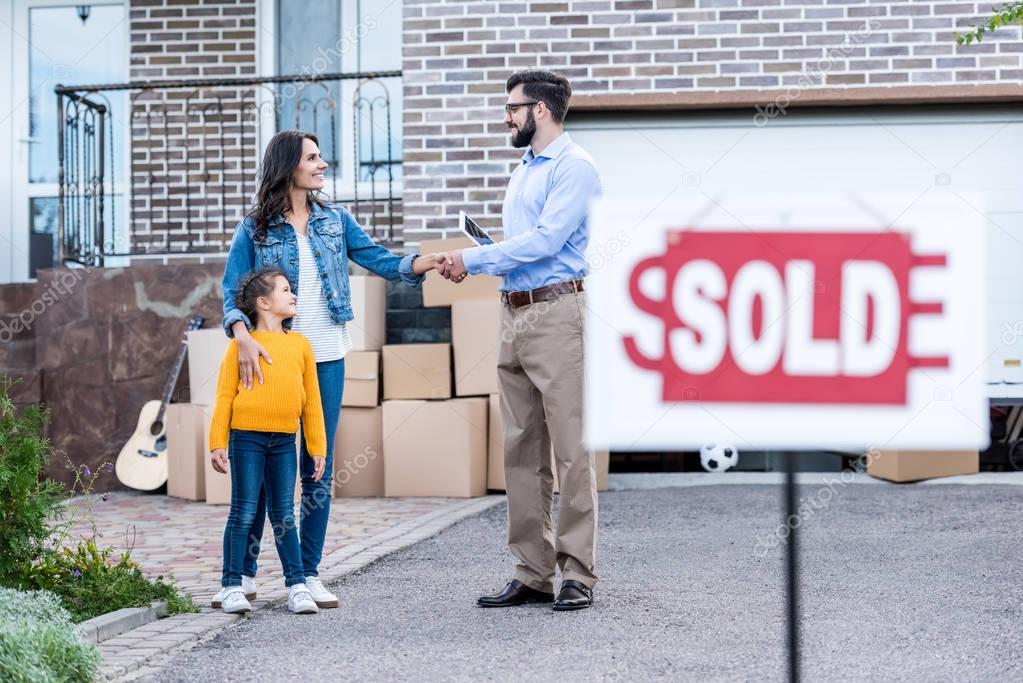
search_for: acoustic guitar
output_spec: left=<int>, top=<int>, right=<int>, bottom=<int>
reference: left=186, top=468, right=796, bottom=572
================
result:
left=115, top=315, right=205, bottom=491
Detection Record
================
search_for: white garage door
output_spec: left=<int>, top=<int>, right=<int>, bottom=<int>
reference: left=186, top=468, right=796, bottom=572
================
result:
left=568, top=106, right=1023, bottom=393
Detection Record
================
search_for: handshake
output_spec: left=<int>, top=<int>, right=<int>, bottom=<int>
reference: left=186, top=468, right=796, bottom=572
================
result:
left=414, top=250, right=470, bottom=284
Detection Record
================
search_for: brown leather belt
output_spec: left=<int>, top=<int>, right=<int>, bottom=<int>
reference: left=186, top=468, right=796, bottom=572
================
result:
left=501, top=279, right=584, bottom=308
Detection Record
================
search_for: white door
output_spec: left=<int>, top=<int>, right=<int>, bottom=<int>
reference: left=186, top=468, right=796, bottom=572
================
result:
left=568, top=106, right=1023, bottom=390
left=3, top=0, right=127, bottom=283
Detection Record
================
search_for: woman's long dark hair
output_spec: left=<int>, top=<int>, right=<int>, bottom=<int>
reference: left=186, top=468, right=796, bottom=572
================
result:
left=249, top=130, right=324, bottom=242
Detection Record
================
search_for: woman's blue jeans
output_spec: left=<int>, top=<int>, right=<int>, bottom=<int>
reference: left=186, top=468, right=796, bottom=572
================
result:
left=221, top=430, right=304, bottom=588
left=239, top=357, right=344, bottom=579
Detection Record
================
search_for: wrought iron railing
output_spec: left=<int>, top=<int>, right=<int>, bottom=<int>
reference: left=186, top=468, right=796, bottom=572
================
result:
left=55, top=70, right=401, bottom=267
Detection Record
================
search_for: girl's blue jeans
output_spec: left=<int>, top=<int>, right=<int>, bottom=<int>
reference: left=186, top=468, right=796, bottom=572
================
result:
left=238, top=357, right=345, bottom=580
left=221, top=430, right=304, bottom=588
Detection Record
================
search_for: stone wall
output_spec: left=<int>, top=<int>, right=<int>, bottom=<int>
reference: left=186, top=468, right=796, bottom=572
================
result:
left=27, top=265, right=223, bottom=491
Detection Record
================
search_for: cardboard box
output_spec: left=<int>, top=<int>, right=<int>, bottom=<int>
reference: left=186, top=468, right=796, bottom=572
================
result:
left=867, top=450, right=979, bottom=483
left=166, top=403, right=206, bottom=501
left=201, top=405, right=231, bottom=505
left=187, top=329, right=231, bottom=407
left=452, top=299, right=501, bottom=397
left=420, top=237, right=502, bottom=307
left=343, top=351, right=380, bottom=407
left=486, top=394, right=610, bottom=492
left=333, top=407, right=385, bottom=497
left=383, top=398, right=488, bottom=497
left=348, top=274, right=387, bottom=351
left=382, top=343, right=452, bottom=400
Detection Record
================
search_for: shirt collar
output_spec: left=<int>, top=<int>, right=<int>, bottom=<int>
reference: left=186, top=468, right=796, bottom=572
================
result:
left=308, top=201, right=329, bottom=223
left=521, top=132, right=571, bottom=164
left=268, top=200, right=328, bottom=227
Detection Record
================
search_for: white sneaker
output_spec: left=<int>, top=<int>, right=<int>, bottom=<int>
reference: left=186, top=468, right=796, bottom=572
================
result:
left=220, top=587, right=252, bottom=614
left=288, top=584, right=319, bottom=614
left=211, top=576, right=257, bottom=608
left=304, top=576, right=339, bottom=608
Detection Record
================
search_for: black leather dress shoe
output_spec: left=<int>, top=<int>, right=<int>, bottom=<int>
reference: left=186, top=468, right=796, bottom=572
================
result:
left=477, top=579, right=555, bottom=608
left=553, top=580, right=593, bottom=611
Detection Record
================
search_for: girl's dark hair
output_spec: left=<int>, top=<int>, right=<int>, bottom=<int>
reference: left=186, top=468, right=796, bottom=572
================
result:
left=249, top=130, right=324, bottom=242
left=235, top=267, right=287, bottom=324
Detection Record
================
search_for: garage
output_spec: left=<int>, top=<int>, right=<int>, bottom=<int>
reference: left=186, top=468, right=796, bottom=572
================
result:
left=569, top=105, right=1023, bottom=392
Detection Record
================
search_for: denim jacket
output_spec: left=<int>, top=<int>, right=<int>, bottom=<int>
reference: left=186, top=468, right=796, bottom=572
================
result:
left=222, top=202, right=422, bottom=337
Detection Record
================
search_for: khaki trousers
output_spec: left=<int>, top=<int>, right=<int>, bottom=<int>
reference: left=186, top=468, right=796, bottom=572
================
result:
left=497, top=290, right=598, bottom=592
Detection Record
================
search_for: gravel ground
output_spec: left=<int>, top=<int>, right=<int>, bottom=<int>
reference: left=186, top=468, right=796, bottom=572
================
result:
left=149, top=483, right=1023, bottom=682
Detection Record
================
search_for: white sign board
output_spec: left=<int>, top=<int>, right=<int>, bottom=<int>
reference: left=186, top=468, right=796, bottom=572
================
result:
left=584, top=192, right=989, bottom=451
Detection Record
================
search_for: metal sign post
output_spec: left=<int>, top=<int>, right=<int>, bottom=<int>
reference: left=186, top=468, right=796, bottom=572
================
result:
left=784, top=452, right=800, bottom=683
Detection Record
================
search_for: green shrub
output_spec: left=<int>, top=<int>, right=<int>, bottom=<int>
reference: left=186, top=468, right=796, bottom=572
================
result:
left=0, top=587, right=100, bottom=683
left=0, top=379, right=66, bottom=585
left=25, top=539, right=196, bottom=623
left=0, top=376, right=197, bottom=623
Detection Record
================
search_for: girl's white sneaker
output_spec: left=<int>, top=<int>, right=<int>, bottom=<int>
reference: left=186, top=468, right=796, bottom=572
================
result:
left=220, top=587, right=252, bottom=614
left=211, top=576, right=257, bottom=608
left=288, top=584, right=319, bottom=615
left=304, top=576, right=339, bottom=608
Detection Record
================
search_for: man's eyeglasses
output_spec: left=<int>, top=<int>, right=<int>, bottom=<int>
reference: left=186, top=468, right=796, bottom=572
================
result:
left=504, top=101, right=539, bottom=115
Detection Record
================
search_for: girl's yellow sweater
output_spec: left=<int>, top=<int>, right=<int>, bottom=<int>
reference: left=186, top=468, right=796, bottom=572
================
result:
left=208, top=330, right=327, bottom=456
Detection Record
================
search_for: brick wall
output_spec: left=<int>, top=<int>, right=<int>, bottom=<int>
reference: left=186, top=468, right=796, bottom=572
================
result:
left=400, top=0, right=1023, bottom=241
left=128, top=0, right=259, bottom=257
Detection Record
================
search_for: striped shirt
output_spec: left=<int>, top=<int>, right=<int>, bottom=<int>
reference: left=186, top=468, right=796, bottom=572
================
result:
left=291, top=232, right=352, bottom=363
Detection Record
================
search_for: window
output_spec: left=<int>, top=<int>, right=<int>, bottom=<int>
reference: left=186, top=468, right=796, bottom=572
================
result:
left=275, top=0, right=402, bottom=193
left=29, top=4, right=127, bottom=184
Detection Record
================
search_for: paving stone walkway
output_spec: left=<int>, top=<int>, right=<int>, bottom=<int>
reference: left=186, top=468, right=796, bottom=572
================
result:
left=62, top=492, right=504, bottom=680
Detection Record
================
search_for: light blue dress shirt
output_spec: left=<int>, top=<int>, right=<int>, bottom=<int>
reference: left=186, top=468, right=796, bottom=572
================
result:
left=461, top=132, right=602, bottom=293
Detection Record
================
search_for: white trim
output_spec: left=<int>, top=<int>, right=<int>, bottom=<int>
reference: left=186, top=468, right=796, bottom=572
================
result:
left=0, top=1, right=14, bottom=283
left=568, top=105, right=1023, bottom=131
left=255, top=0, right=276, bottom=157
left=4, top=0, right=129, bottom=282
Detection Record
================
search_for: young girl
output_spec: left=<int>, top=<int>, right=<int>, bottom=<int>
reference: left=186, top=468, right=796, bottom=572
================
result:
left=209, top=267, right=327, bottom=615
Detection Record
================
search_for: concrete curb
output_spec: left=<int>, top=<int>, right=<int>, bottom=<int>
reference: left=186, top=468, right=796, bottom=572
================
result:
left=75, top=601, right=168, bottom=645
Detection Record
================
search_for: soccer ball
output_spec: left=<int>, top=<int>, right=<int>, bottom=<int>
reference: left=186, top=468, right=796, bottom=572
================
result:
left=700, top=443, right=739, bottom=472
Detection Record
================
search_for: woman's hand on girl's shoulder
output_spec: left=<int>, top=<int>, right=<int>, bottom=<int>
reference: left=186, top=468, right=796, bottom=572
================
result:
left=236, top=333, right=272, bottom=390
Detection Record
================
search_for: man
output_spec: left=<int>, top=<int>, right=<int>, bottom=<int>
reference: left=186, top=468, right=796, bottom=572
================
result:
left=437, top=70, right=602, bottom=611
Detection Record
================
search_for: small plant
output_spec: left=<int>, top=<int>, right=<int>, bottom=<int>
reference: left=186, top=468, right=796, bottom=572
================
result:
left=0, top=586, right=100, bottom=683
left=25, top=538, right=196, bottom=623
left=0, top=377, right=66, bottom=586
left=0, top=376, right=197, bottom=623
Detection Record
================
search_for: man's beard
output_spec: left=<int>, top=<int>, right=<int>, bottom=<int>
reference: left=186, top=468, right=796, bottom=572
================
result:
left=510, top=109, right=536, bottom=148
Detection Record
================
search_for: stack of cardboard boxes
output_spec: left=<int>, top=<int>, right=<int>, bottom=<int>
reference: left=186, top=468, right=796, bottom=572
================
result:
left=402, top=238, right=610, bottom=496
left=330, top=275, right=388, bottom=498
left=164, top=327, right=231, bottom=503
left=167, top=261, right=609, bottom=503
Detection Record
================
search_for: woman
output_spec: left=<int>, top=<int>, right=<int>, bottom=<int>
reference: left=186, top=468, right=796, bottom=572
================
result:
left=219, top=130, right=440, bottom=609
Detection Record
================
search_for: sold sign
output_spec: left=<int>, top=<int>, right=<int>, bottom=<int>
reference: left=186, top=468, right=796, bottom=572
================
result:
left=584, top=195, right=989, bottom=451
left=623, top=231, right=949, bottom=405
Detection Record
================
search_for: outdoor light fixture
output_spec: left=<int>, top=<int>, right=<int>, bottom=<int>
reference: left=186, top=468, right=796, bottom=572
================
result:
left=76, top=5, right=91, bottom=24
